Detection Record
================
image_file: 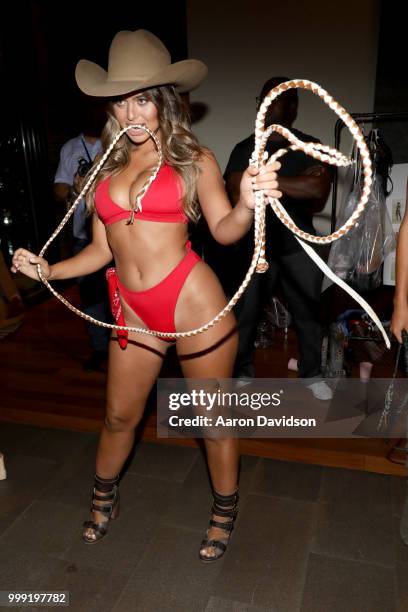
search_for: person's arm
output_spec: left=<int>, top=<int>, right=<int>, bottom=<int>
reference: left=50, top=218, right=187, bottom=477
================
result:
left=54, top=182, right=72, bottom=203
left=53, top=140, right=81, bottom=204
left=54, top=143, right=73, bottom=204
left=197, top=151, right=281, bottom=245
left=54, top=173, right=83, bottom=204
left=276, top=164, right=332, bottom=212
left=11, top=214, right=113, bottom=281
left=225, top=164, right=331, bottom=212
left=391, top=183, right=408, bottom=342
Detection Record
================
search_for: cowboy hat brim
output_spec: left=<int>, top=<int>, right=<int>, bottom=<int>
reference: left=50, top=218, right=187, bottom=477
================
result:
left=75, top=58, right=208, bottom=97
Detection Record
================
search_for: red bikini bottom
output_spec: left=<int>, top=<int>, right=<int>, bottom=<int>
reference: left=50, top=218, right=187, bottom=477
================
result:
left=106, top=241, right=201, bottom=348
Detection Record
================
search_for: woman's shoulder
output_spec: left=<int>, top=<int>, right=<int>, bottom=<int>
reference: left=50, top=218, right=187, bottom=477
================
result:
left=196, top=147, right=221, bottom=172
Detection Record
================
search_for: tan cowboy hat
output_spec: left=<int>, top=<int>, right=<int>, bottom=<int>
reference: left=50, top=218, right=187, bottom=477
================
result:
left=75, top=29, right=208, bottom=97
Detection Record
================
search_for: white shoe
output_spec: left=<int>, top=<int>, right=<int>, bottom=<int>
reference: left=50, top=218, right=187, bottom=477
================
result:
left=234, top=377, right=253, bottom=390
left=0, top=453, right=6, bottom=480
left=306, top=380, right=333, bottom=401
left=288, top=358, right=299, bottom=372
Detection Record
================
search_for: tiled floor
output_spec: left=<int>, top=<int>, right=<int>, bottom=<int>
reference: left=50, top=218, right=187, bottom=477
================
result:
left=0, top=421, right=407, bottom=612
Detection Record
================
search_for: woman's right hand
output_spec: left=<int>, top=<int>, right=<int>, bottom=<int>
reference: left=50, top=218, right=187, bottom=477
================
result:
left=11, top=248, right=51, bottom=281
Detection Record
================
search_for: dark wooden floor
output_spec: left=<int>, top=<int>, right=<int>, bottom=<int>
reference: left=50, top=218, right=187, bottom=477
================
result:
left=1, top=422, right=406, bottom=612
left=1, top=285, right=405, bottom=476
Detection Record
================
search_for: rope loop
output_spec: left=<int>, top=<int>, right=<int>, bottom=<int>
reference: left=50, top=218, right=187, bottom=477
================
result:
left=35, top=82, right=385, bottom=344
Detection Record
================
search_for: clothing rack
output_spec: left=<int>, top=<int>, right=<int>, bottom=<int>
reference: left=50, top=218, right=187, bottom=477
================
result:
left=326, top=112, right=408, bottom=390
left=331, top=111, right=408, bottom=232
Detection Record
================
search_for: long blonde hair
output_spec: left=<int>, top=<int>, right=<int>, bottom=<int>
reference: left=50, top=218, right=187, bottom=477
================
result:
left=86, top=86, right=204, bottom=222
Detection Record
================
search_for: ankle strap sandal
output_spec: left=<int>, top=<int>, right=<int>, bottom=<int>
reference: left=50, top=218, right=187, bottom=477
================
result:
left=199, top=488, right=239, bottom=562
left=82, top=474, right=120, bottom=544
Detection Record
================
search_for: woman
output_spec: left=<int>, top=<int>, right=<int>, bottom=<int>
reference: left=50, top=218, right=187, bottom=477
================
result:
left=391, top=180, right=408, bottom=343
left=11, top=30, right=281, bottom=561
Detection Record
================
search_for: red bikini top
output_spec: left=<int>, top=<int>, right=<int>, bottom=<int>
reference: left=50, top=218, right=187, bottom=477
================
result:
left=94, top=164, right=188, bottom=226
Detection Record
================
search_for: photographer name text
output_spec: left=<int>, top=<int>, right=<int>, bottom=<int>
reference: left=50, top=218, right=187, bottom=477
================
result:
left=168, top=415, right=317, bottom=428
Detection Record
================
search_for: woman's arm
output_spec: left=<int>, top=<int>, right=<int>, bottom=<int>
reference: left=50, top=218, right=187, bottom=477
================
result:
left=391, top=184, right=408, bottom=342
left=197, top=151, right=281, bottom=245
left=11, top=214, right=113, bottom=282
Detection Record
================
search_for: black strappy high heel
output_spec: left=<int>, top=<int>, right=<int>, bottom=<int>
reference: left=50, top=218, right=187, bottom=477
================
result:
left=199, top=488, right=239, bottom=562
left=82, top=474, right=120, bottom=544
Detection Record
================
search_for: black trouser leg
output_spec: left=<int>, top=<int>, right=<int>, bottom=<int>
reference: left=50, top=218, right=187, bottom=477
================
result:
left=233, top=263, right=279, bottom=378
left=279, top=250, right=324, bottom=379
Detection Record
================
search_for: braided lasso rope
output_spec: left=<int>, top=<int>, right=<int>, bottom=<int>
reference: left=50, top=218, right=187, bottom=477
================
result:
left=36, top=79, right=389, bottom=346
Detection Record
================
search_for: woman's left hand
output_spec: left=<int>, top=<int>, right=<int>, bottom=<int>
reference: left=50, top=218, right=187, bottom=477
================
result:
left=239, top=161, right=282, bottom=210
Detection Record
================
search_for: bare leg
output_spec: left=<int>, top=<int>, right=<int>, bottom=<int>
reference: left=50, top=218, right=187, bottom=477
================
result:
left=176, top=261, right=239, bottom=559
left=84, top=315, right=169, bottom=542
left=96, top=338, right=167, bottom=477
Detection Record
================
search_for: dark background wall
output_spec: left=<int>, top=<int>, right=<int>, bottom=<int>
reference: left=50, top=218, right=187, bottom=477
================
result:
left=374, top=1, right=408, bottom=163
